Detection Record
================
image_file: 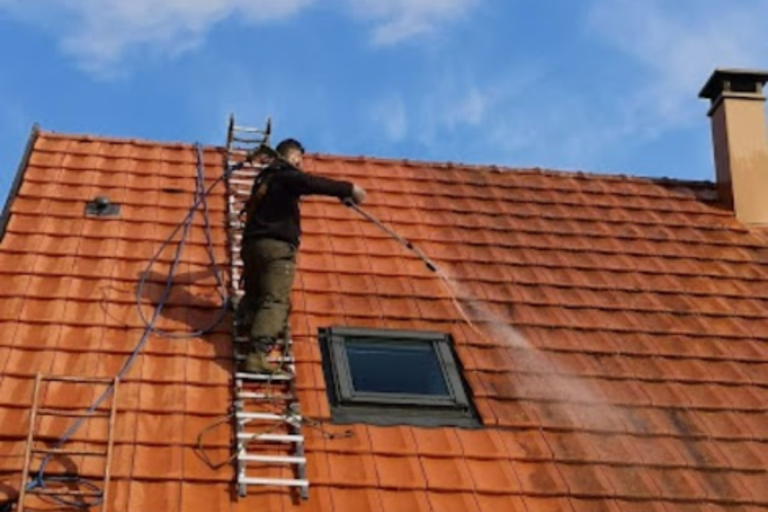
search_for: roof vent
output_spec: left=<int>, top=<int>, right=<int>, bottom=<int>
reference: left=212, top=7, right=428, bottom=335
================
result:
left=85, top=196, right=120, bottom=217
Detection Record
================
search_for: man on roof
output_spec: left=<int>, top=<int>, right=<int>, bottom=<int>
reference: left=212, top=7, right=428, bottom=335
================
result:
left=236, top=138, right=366, bottom=374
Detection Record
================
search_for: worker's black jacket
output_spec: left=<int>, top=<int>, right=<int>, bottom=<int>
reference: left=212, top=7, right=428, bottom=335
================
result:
left=243, top=161, right=354, bottom=247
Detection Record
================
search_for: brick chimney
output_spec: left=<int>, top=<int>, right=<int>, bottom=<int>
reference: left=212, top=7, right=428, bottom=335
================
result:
left=699, top=68, right=768, bottom=226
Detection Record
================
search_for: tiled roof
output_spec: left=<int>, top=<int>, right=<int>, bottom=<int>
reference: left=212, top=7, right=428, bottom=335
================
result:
left=1, top=129, right=767, bottom=511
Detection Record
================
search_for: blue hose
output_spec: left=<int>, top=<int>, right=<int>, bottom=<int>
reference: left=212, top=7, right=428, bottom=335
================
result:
left=26, top=143, right=232, bottom=508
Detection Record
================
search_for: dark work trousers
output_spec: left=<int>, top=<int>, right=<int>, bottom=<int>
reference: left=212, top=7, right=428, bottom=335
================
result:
left=236, top=238, right=297, bottom=354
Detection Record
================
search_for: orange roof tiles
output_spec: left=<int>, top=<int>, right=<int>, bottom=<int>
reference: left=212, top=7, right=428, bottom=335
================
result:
left=1, top=129, right=768, bottom=511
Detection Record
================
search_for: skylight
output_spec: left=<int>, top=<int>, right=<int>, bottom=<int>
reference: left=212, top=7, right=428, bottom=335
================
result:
left=320, top=326, right=480, bottom=428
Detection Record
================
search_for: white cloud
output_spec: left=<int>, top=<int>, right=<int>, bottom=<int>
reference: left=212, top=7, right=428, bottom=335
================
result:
left=2, top=0, right=314, bottom=74
left=586, top=0, right=768, bottom=134
left=362, top=81, right=499, bottom=155
left=445, top=0, right=768, bottom=173
left=404, top=65, right=550, bottom=159
left=0, top=0, right=481, bottom=74
left=346, top=0, right=480, bottom=45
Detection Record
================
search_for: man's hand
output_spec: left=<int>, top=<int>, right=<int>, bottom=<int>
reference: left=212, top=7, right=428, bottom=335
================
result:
left=351, top=185, right=367, bottom=204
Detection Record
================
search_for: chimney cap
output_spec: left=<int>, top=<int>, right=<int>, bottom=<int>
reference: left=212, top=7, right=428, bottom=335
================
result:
left=699, top=68, right=768, bottom=101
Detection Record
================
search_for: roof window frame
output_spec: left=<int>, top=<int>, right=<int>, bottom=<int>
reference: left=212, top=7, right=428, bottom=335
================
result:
left=319, top=326, right=480, bottom=428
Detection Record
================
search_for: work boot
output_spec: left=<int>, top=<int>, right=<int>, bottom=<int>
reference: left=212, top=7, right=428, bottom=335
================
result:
left=243, top=352, right=285, bottom=375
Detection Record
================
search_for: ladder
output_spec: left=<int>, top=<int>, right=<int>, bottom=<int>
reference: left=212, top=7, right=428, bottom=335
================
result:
left=17, top=374, right=119, bottom=512
left=225, top=115, right=310, bottom=500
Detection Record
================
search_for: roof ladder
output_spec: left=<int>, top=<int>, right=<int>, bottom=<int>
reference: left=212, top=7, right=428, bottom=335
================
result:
left=225, top=115, right=310, bottom=500
left=17, top=373, right=119, bottom=512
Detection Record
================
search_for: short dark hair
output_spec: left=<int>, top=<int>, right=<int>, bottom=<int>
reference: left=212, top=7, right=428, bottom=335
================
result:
left=275, top=138, right=305, bottom=156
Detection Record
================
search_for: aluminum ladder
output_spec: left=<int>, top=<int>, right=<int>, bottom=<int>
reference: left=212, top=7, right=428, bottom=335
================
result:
left=17, top=374, right=119, bottom=512
left=225, top=115, right=309, bottom=500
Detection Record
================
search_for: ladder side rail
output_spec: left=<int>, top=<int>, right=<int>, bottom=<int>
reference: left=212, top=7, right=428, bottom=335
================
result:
left=101, top=377, right=120, bottom=512
left=17, top=373, right=44, bottom=512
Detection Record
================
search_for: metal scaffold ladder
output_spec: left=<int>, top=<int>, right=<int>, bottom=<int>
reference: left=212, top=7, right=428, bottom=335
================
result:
left=225, top=115, right=309, bottom=500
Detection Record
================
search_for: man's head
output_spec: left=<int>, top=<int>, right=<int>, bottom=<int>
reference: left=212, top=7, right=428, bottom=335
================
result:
left=275, top=138, right=305, bottom=168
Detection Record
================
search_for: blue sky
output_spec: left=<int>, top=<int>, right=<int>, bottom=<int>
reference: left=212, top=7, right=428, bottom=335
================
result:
left=1, top=0, right=768, bottom=200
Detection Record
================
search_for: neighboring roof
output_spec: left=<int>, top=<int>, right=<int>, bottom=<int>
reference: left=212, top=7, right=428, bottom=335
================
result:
left=1, top=129, right=767, bottom=511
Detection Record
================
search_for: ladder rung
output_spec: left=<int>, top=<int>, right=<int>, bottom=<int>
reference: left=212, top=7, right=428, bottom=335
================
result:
left=229, top=178, right=255, bottom=187
left=233, top=136, right=264, bottom=144
left=235, top=372, right=293, bottom=382
left=40, top=376, right=114, bottom=384
left=230, top=177, right=252, bottom=184
left=230, top=170, right=261, bottom=178
left=228, top=170, right=257, bottom=177
left=237, top=391, right=295, bottom=401
left=234, top=125, right=267, bottom=134
left=230, top=145, right=260, bottom=154
left=33, top=447, right=107, bottom=457
left=239, top=453, right=307, bottom=464
left=237, top=433, right=304, bottom=443
left=239, top=476, right=309, bottom=488
left=36, top=409, right=111, bottom=418
left=29, top=487, right=104, bottom=498
left=236, top=412, right=301, bottom=422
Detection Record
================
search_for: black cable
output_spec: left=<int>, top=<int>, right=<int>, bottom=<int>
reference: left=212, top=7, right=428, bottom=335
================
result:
left=134, top=144, right=230, bottom=338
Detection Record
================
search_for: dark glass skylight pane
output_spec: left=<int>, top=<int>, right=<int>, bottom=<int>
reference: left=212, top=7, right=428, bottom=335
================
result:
left=345, top=339, right=449, bottom=396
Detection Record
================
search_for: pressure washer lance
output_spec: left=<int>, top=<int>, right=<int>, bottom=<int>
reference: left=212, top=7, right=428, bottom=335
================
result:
left=343, top=200, right=439, bottom=272
left=342, top=200, right=483, bottom=337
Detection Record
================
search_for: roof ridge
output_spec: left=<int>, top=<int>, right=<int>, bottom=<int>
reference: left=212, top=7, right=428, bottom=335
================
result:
left=313, top=152, right=716, bottom=185
left=38, top=128, right=715, bottom=186
left=38, top=128, right=217, bottom=151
